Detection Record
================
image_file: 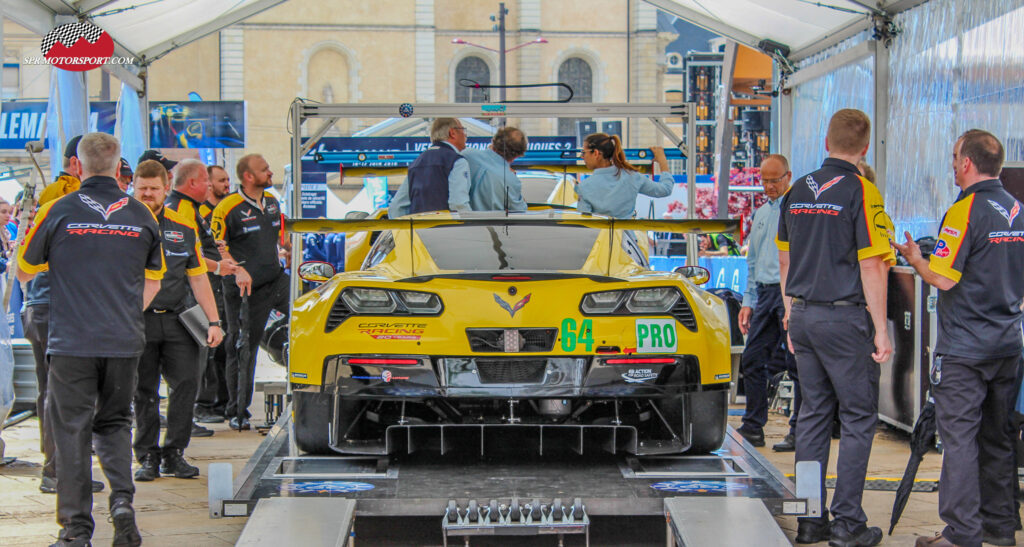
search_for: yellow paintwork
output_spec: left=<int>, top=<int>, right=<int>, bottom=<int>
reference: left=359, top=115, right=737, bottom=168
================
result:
left=290, top=211, right=731, bottom=388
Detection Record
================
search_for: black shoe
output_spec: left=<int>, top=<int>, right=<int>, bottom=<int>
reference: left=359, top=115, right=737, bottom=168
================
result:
left=160, top=450, right=199, bottom=479
left=828, top=525, right=882, bottom=547
left=796, top=517, right=831, bottom=544
left=983, top=532, right=1016, bottom=546
left=772, top=432, right=796, bottom=452
left=134, top=453, right=160, bottom=482
left=191, top=423, right=214, bottom=437
left=49, top=536, right=91, bottom=547
left=40, top=476, right=104, bottom=493
left=194, top=408, right=225, bottom=424
left=110, top=499, right=142, bottom=547
left=736, top=426, right=765, bottom=447
left=229, top=416, right=251, bottom=431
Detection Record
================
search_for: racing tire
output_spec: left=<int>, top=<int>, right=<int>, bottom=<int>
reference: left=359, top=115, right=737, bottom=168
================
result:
left=657, top=389, right=728, bottom=454
left=293, top=390, right=333, bottom=455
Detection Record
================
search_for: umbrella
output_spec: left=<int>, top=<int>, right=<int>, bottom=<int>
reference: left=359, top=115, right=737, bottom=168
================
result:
left=888, top=394, right=937, bottom=535
left=235, top=295, right=250, bottom=431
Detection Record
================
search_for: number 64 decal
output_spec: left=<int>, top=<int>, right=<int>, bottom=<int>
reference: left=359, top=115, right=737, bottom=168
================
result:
left=560, top=318, right=594, bottom=352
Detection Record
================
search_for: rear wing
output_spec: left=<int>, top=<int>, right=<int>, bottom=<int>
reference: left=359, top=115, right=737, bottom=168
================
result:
left=286, top=216, right=739, bottom=235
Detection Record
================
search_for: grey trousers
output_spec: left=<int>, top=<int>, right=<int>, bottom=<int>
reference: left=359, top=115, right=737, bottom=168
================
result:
left=47, top=355, right=138, bottom=539
left=789, top=302, right=879, bottom=535
left=933, top=354, right=1020, bottom=547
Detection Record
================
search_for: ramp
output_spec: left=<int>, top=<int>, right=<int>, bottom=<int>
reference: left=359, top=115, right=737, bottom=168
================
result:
left=236, top=497, right=355, bottom=546
left=665, top=497, right=791, bottom=546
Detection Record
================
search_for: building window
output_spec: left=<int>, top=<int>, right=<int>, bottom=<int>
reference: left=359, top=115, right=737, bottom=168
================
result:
left=557, top=57, right=593, bottom=137
left=2, top=64, right=19, bottom=99
left=454, top=56, right=490, bottom=103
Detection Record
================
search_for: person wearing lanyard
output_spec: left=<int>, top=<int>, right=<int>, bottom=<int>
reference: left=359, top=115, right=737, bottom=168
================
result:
left=130, top=160, right=224, bottom=482
left=17, top=133, right=166, bottom=547
left=894, top=130, right=1024, bottom=547
left=210, top=154, right=291, bottom=430
left=576, top=133, right=673, bottom=219
left=388, top=118, right=471, bottom=217
left=736, top=154, right=801, bottom=452
left=463, top=126, right=529, bottom=212
left=777, top=109, right=894, bottom=547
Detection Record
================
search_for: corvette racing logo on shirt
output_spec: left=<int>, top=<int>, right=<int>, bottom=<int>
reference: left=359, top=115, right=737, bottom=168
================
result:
left=80, top=195, right=130, bottom=220
left=805, top=175, right=843, bottom=200
left=988, top=199, right=1020, bottom=227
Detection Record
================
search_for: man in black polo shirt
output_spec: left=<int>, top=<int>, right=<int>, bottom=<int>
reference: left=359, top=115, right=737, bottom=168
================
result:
left=18, top=132, right=165, bottom=547
left=894, top=130, right=1024, bottom=547
left=211, top=154, right=290, bottom=430
left=131, top=160, right=224, bottom=482
left=777, top=109, right=894, bottom=547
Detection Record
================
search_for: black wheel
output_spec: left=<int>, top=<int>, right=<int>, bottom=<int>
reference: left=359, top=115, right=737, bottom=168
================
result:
left=293, top=390, right=332, bottom=455
left=509, top=498, right=521, bottom=521
left=571, top=497, right=583, bottom=520
left=467, top=499, right=478, bottom=522
left=532, top=498, right=542, bottom=520
left=447, top=500, right=458, bottom=523
left=488, top=500, right=499, bottom=523
left=551, top=499, right=563, bottom=521
left=656, top=390, right=728, bottom=454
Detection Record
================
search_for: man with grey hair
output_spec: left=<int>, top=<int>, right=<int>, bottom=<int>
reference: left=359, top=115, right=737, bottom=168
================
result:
left=388, top=117, right=471, bottom=217
left=18, top=132, right=165, bottom=547
left=463, top=126, right=529, bottom=212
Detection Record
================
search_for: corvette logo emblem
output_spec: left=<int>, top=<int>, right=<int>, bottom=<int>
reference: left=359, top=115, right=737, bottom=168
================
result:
left=493, top=293, right=531, bottom=318
left=989, top=199, right=1020, bottom=227
left=80, top=194, right=129, bottom=220
left=805, top=175, right=843, bottom=200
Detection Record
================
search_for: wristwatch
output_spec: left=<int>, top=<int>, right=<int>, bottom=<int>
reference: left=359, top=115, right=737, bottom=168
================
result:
left=209, top=320, right=223, bottom=327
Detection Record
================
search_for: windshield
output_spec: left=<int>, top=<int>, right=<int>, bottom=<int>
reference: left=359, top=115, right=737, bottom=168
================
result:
left=417, top=224, right=599, bottom=271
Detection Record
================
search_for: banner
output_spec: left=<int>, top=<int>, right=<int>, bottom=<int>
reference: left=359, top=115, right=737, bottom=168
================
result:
left=0, top=100, right=116, bottom=149
left=149, top=101, right=245, bottom=149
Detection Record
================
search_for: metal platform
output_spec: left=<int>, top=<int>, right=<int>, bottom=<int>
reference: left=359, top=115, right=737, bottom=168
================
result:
left=219, top=404, right=805, bottom=521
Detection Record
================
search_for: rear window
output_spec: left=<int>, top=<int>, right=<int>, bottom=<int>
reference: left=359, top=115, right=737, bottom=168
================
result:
left=418, top=225, right=599, bottom=271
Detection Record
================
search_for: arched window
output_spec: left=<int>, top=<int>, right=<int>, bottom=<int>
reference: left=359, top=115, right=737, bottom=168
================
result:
left=557, top=57, right=593, bottom=137
left=306, top=47, right=350, bottom=135
left=454, top=56, right=490, bottom=103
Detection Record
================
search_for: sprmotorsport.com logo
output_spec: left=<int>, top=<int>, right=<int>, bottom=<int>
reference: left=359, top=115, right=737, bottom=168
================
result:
left=23, top=22, right=135, bottom=71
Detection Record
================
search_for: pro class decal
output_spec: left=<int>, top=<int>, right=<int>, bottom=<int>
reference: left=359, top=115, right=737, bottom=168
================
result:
left=636, top=319, right=677, bottom=353
left=280, top=481, right=375, bottom=494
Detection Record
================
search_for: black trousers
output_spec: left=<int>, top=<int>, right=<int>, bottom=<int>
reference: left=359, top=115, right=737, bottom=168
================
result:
left=47, top=355, right=137, bottom=539
left=196, top=277, right=228, bottom=414
left=133, top=312, right=201, bottom=461
left=23, top=303, right=55, bottom=480
left=223, top=272, right=289, bottom=418
left=739, top=284, right=801, bottom=433
left=933, top=354, right=1021, bottom=547
left=790, top=302, right=879, bottom=536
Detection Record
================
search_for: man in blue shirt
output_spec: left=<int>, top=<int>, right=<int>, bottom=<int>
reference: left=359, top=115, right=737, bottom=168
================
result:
left=388, top=118, right=471, bottom=217
left=736, top=154, right=801, bottom=452
left=463, top=126, right=528, bottom=212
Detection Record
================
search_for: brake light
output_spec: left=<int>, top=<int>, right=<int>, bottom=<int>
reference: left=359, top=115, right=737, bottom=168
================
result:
left=492, top=275, right=532, bottom=281
left=604, top=358, right=676, bottom=365
left=347, top=358, right=420, bottom=366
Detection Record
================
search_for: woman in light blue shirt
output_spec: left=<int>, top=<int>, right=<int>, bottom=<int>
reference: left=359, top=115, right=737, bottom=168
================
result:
left=576, top=133, right=674, bottom=219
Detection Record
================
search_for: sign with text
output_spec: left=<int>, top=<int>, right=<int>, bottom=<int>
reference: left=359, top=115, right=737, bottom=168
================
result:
left=0, top=101, right=116, bottom=149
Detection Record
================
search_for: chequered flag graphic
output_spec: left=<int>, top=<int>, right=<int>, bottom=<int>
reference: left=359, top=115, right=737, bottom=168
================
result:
left=41, top=23, right=104, bottom=56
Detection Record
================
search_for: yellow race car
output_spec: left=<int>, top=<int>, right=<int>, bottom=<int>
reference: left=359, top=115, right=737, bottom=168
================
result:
left=288, top=211, right=737, bottom=456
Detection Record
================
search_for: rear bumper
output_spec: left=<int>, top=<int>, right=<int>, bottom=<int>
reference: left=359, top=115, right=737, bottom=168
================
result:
left=319, top=354, right=704, bottom=399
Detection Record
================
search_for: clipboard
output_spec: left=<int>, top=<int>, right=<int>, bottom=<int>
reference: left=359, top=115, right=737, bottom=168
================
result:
left=178, top=304, right=209, bottom=347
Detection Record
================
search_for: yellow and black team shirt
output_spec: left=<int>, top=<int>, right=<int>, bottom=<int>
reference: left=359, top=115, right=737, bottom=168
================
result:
left=200, top=201, right=215, bottom=224
left=166, top=189, right=220, bottom=262
left=210, top=190, right=285, bottom=289
left=929, top=179, right=1024, bottom=358
left=776, top=158, right=895, bottom=304
left=149, top=207, right=207, bottom=312
left=18, top=176, right=165, bottom=358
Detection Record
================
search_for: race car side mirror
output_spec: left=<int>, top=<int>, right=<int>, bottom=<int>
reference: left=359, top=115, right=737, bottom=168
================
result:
left=298, top=260, right=336, bottom=283
left=673, top=265, right=710, bottom=285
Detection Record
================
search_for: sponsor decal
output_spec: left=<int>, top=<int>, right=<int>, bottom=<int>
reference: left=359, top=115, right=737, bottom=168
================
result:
left=621, top=368, right=658, bottom=384
left=164, top=230, right=184, bottom=243
left=280, top=481, right=375, bottom=494
left=66, top=222, right=141, bottom=237
left=636, top=319, right=677, bottom=353
left=805, top=175, right=843, bottom=200
left=164, top=250, right=190, bottom=257
left=242, top=225, right=261, bottom=233
left=872, top=210, right=895, bottom=242
left=480, top=104, right=508, bottom=116
left=789, top=202, right=843, bottom=216
left=933, top=239, right=950, bottom=258
left=715, top=373, right=731, bottom=380
left=989, top=199, right=1020, bottom=227
left=650, top=480, right=748, bottom=493
left=357, top=322, right=425, bottom=340
left=987, top=230, right=1024, bottom=244
left=291, top=372, right=308, bottom=379
left=80, top=194, right=129, bottom=220
left=240, top=208, right=257, bottom=221
left=398, top=103, right=414, bottom=118
left=494, top=293, right=531, bottom=318
left=266, top=203, right=278, bottom=215
left=941, top=226, right=961, bottom=238
left=351, top=370, right=410, bottom=382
